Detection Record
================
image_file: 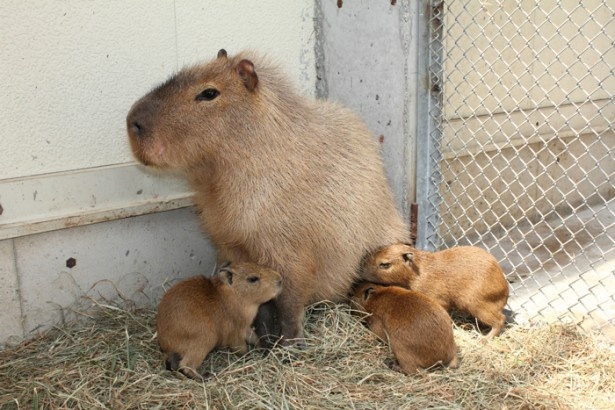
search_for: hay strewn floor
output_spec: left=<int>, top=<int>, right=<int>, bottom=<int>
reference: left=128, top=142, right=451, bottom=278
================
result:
left=1, top=302, right=613, bottom=409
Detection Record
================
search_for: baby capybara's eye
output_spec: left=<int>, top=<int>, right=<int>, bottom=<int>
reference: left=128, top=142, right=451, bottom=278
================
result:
left=379, top=262, right=391, bottom=269
left=195, top=88, right=220, bottom=101
left=248, top=276, right=260, bottom=283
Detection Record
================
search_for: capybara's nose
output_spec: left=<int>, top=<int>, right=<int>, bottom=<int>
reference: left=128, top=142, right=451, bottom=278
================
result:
left=126, top=104, right=149, bottom=140
left=129, top=121, right=143, bottom=139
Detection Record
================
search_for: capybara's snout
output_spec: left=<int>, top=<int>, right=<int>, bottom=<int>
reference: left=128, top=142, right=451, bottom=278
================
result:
left=126, top=101, right=150, bottom=142
left=126, top=97, right=168, bottom=166
left=128, top=118, right=144, bottom=141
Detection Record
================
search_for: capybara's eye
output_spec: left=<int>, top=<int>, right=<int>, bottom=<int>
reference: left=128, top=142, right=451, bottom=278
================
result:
left=379, top=262, right=391, bottom=269
left=195, top=88, right=220, bottom=101
left=247, top=276, right=260, bottom=283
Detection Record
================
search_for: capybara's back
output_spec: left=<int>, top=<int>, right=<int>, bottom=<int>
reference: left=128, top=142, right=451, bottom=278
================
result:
left=350, top=282, right=458, bottom=374
left=128, top=49, right=408, bottom=343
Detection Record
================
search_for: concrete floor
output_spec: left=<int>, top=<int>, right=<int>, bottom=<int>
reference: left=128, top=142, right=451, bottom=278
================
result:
left=479, top=200, right=615, bottom=345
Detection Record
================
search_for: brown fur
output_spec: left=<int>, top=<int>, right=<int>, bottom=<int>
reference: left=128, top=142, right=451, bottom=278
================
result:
left=350, top=282, right=459, bottom=374
left=127, top=49, right=408, bottom=344
left=156, top=262, right=282, bottom=379
left=362, top=244, right=510, bottom=338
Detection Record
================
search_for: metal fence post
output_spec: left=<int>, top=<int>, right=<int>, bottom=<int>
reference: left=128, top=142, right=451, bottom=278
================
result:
left=414, top=0, right=444, bottom=251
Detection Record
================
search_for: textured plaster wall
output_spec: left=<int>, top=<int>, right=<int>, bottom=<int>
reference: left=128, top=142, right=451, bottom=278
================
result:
left=0, top=0, right=315, bottom=180
left=14, top=208, right=217, bottom=338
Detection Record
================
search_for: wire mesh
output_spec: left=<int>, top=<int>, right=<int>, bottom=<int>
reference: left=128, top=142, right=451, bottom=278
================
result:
left=420, top=0, right=614, bottom=341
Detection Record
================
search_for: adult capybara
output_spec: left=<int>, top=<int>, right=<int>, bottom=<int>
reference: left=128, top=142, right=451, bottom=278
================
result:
left=127, top=49, right=408, bottom=345
left=361, top=243, right=510, bottom=338
left=350, top=282, right=459, bottom=374
left=156, top=262, right=282, bottom=379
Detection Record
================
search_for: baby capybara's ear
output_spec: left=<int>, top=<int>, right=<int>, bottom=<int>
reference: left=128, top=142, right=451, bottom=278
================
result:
left=402, top=252, right=414, bottom=267
left=235, top=59, right=258, bottom=91
left=218, top=267, right=234, bottom=285
left=363, top=286, right=375, bottom=301
left=217, top=48, right=228, bottom=59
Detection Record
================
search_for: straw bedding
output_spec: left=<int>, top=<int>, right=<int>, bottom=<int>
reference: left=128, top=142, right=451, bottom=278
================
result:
left=1, top=301, right=613, bottom=409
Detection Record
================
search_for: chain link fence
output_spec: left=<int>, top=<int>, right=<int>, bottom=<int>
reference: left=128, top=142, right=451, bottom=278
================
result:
left=416, top=0, right=614, bottom=342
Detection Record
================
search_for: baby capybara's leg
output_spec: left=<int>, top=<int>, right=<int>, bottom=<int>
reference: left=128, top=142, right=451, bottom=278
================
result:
left=485, top=312, right=506, bottom=339
left=447, top=352, right=460, bottom=369
left=472, top=305, right=506, bottom=338
left=177, top=346, right=210, bottom=380
left=391, top=357, right=421, bottom=375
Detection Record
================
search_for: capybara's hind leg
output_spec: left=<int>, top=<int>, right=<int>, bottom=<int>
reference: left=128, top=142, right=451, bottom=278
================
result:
left=485, top=315, right=506, bottom=339
left=476, top=307, right=506, bottom=339
left=179, top=367, right=205, bottom=381
left=447, top=353, right=460, bottom=369
left=390, top=357, right=420, bottom=375
left=165, top=352, right=181, bottom=371
left=177, top=347, right=209, bottom=380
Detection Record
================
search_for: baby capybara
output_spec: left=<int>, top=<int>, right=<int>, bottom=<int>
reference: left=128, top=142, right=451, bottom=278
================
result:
left=350, top=282, right=459, bottom=374
left=156, top=262, right=282, bottom=380
left=127, top=49, right=408, bottom=345
left=361, top=243, right=510, bottom=338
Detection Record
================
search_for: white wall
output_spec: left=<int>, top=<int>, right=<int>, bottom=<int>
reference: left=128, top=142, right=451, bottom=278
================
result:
left=1, top=0, right=315, bottom=180
left=0, top=0, right=315, bottom=345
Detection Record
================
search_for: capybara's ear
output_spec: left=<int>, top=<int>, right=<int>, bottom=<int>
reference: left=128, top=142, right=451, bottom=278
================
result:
left=402, top=252, right=414, bottom=264
left=219, top=268, right=234, bottom=285
left=363, top=286, right=375, bottom=301
left=235, top=59, right=258, bottom=91
left=217, top=48, right=228, bottom=59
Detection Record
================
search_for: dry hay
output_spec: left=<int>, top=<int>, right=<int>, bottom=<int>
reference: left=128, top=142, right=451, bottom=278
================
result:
left=1, top=301, right=613, bottom=410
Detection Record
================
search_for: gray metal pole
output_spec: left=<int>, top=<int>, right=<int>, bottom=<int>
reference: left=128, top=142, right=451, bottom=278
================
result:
left=414, top=0, right=444, bottom=251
